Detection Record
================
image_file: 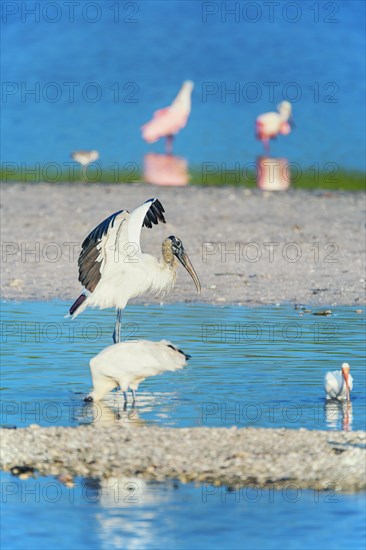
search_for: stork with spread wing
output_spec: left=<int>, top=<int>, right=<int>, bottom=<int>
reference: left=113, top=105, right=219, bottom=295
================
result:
left=68, top=198, right=201, bottom=343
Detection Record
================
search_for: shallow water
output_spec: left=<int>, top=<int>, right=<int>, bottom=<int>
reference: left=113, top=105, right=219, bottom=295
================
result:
left=1, top=301, right=365, bottom=430
left=1, top=471, right=365, bottom=550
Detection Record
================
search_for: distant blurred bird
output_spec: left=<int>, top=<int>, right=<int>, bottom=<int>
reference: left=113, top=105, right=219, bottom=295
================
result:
left=71, top=150, right=99, bottom=181
left=143, top=153, right=189, bottom=186
left=325, top=363, right=353, bottom=402
left=255, top=101, right=293, bottom=153
left=71, top=150, right=99, bottom=166
left=85, top=340, right=190, bottom=403
left=142, top=81, right=194, bottom=154
left=68, top=198, right=201, bottom=343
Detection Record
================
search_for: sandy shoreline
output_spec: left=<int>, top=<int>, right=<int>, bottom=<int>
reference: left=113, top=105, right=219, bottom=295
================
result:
left=1, top=183, right=365, bottom=306
left=1, top=425, right=365, bottom=492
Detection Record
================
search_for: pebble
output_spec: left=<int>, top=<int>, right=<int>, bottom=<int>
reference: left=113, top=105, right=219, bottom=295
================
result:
left=8, top=278, right=23, bottom=288
left=1, top=426, right=365, bottom=492
left=313, top=310, right=332, bottom=316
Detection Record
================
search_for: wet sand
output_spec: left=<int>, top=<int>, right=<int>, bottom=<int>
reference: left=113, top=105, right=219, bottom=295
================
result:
left=1, top=183, right=365, bottom=306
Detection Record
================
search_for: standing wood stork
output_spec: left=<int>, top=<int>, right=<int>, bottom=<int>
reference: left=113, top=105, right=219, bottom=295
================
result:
left=255, top=101, right=293, bottom=154
left=84, top=340, right=190, bottom=403
left=142, top=81, right=194, bottom=154
left=324, top=363, right=353, bottom=402
left=68, top=198, right=201, bottom=343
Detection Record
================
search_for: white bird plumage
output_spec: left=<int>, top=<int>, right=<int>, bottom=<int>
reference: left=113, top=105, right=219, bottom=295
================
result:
left=85, top=340, right=190, bottom=402
left=71, top=150, right=99, bottom=166
left=68, top=198, right=201, bottom=343
left=324, top=363, right=353, bottom=401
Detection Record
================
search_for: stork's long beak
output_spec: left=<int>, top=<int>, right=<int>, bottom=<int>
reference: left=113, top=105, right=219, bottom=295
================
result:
left=175, top=248, right=201, bottom=293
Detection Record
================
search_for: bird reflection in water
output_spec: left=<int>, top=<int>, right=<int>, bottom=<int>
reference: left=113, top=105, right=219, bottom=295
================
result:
left=82, top=397, right=142, bottom=426
left=143, top=153, right=189, bottom=186
left=82, top=476, right=179, bottom=548
left=324, top=400, right=353, bottom=431
left=256, top=156, right=291, bottom=191
left=81, top=391, right=178, bottom=427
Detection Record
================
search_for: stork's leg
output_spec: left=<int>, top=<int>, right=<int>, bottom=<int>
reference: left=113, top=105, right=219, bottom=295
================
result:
left=165, top=135, right=174, bottom=155
left=131, top=388, right=137, bottom=406
left=123, top=390, right=128, bottom=403
left=113, top=308, right=123, bottom=344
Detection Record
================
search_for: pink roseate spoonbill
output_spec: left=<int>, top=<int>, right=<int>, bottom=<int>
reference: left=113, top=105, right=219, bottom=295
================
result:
left=325, top=363, right=353, bottom=402
left=255, top=101, right=293, bottom=154
left=141, top=81, right=194, bottom=154
left=85, top=340, right=190, bottom=403
left=68, top=198, right=201, bottom=343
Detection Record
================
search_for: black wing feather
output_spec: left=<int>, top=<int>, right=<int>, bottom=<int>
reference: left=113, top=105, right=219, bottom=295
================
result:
left=81, top=209, right=125, bottom=249
left=142, top=199, right=166, bottom=228
left=78, top=209, right=125, bottom=291
left=78, top=200, right=166, bottom=293
left=167, top=343, right=191, bottom=360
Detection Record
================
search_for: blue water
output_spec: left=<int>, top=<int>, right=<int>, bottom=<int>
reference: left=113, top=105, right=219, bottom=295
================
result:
left=1, top=301, right=365, bottom=549
left=1, top=471, right=365, bottom=550
left=1, top=0, right=365, bottom=171
left=1, top=301, right=365, bottom=430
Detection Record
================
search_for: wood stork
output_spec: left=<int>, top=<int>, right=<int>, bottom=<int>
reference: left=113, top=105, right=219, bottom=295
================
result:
left=84, top=340, right=190, bottom=403
left=324, top=363, right=353, bottom=402
left=68, top=198, right=201, bottom=343
left=142, top=81, right=194, bottom=154
left=255, top=101, right=293, bottom=154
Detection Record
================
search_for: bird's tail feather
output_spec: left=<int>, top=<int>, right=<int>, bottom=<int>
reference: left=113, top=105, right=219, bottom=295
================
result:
left=68, top=293, right=88, bottom=318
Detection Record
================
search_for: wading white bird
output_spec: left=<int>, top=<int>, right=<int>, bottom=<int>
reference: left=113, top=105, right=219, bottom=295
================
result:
left=255, top=101, right=293, bottom=154
left=324, top=363, right=353, bottom=402
left=85, top=340, right=190, bottom=403
left=142, top=81, right=194, bottom=154
left=68, top=198, right=201, bottom=343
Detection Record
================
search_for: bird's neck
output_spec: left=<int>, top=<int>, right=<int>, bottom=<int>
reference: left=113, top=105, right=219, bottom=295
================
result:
left=172, top=88, right=191, bottom=113
left=149, top=256, right=177, bottom=295
left=279, top=109, right=290, bottom=122
left=159, top=255, right=178, bottom=273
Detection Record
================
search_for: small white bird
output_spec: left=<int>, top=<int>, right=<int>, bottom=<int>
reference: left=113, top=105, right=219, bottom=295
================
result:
left=68, top=198, right=201, bottom=343
left=325, top=363, right=353, bottom=402
left=71, top=150, right=99, bottom=166
left=71, top=150, right=100, bottom=182
left=85, top=340, right=190, bottom=403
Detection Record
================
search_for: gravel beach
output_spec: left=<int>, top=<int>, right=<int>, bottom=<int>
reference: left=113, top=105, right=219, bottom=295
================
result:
left=1, top=425, right=365, bottom=492
left=1, top=183, right=365, bottom=306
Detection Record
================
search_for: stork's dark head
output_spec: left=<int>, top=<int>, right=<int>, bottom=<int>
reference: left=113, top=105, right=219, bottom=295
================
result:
left=162, top=236, right=201, bottom=293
